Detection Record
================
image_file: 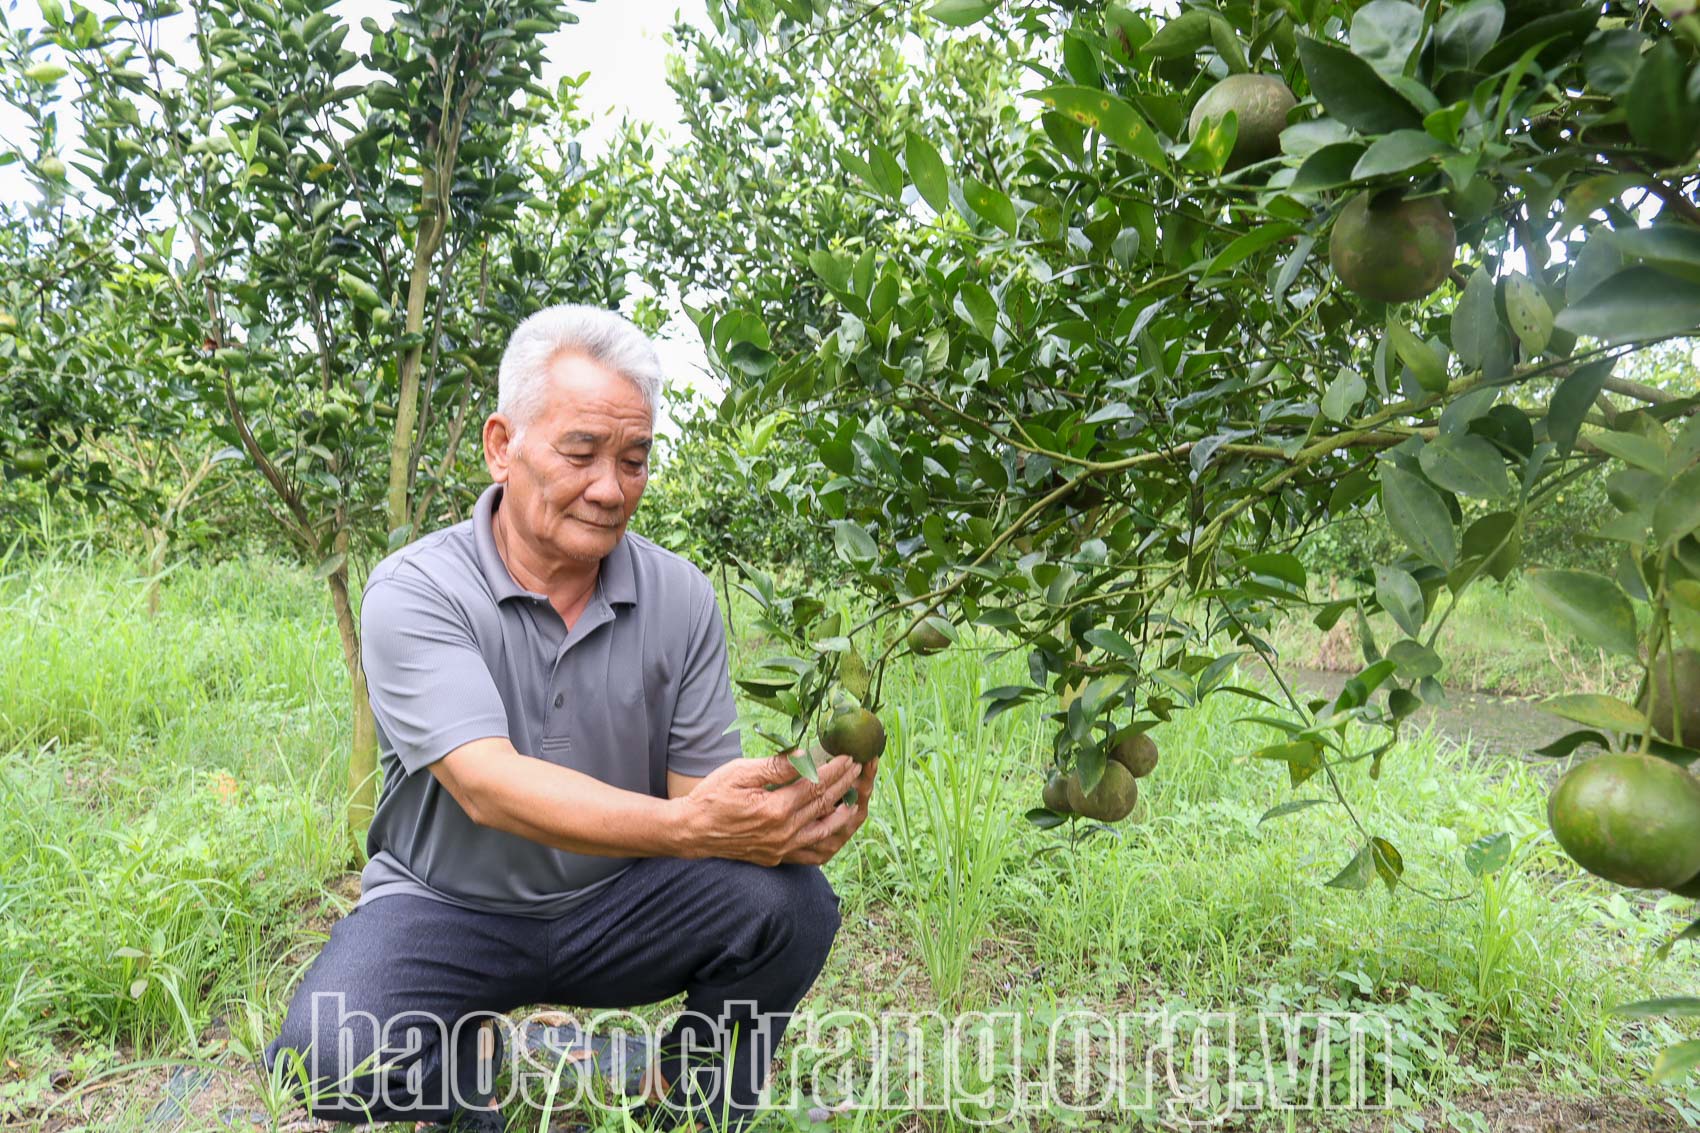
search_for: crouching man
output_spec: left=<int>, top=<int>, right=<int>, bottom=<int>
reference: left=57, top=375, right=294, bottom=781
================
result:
left=264, top=305, right=876, bottom=1132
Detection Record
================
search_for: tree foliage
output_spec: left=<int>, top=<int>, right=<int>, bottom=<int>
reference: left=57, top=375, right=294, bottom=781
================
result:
left=659, top=0, right=1700, bottom=889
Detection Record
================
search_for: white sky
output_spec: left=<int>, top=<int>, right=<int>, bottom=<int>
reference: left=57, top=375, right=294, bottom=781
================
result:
left=1, top=0, right=716, bottom=432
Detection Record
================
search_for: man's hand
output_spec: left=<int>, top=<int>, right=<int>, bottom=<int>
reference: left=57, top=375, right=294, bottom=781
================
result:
left=784, top=756, right=878, bottom=866
left=674, top=751, right=867, bottom=867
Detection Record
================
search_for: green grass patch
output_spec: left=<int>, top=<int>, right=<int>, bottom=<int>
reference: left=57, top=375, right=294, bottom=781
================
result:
left=2, top=553, right=1698, bottom=1130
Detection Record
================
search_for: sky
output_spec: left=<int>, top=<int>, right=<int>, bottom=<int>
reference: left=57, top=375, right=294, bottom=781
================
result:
left=2, top=0, right=717, bottom=429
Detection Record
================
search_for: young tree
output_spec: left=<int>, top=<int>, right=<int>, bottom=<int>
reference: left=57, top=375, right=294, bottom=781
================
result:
left=3, top=0, right=632, bottom=847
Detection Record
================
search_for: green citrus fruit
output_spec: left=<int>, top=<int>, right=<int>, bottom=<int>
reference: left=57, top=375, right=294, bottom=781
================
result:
left=1187, top=74, right=1297, bottom=172
left=1547, top=752, right=1700, bottom=889
left=1108, top=732, right=1159, bottom=778
left=1641, top=649, right=1700, bottom=748
left=1329, top=191, right=1456, bottom=303
left=1064, top=762, right=1139, bottom=823
left=14, top=448, right=49, bottom=476
left=907, top=621, right=950, bottom=656
left=819, top=706, right=886, bottom=765
left=1042, top=771, right=1073, bottom=814
left=37, top=156, right=67, bottom=180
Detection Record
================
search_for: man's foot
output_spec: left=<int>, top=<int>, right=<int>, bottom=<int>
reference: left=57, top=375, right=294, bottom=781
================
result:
left=517, top=1017, right=657, bottom=1100
left=413, top=1103, right=505, bottom=1132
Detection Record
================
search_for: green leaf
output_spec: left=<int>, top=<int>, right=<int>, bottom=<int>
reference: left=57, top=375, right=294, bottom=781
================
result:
left=1350, top=0, right=1426, bottom=77
left=1654, top=465, right=1700, bottom=544
left=1202, top=222, right=1302, bottom=282
left=1503, top=273, right=1553, bottom=355
left=961, top=176, right=1017, bottom=235
left=904, top=131, right=951, bottom=215
left=1260, top=799, right=1329, bottom=823
left=1289, top=143, right=1367, bottom=192
left=1255, top=740, right=1322, bottom=787
left=1532, top=729, right=1610, bottom=758
left=1613, top=998, right=1700, bottom=1019
left=312, top=552, right=346, bottom=581
left=1609, top=225, right=1700, bottom=285
left=1387, top=638, right=1442, bottom=678
left=831, top=520, right=879, bottom=565
left=1627, top=40, right=1700, bottom=165
left=809, top=249, right=853, bottom=294
left=1142, top=9, right=1213, bottom=58
left=1566, top=229, right=1625, bottom=303
left=1583, top=27, right=1644, bottom=95
left=1463, top=831, right=1511, bottom=877
left=1546, top=358, right=1613, bottom=454
left=1554, top=267, right=1700, bottom=344
left=1238, top=552, right=1306, bottom=589
left=1321, top=366, right=1366, bottom=422
left=1652, top=1034, right=1700, bottom=1081
left=1540, top=694, right=1649, bottom=734
left=924, top=0, right=996, bottom=27
left=1325, top=844, right=1376, bottom=891
left=1084, top=627, right=1140, bottom=659
left=1350, top=129, right=1447, bottom=179
left=1031, top=85, right=1168, bottom=169
left=955, top=282, right=999, bottom=339
left=1528, top=569, right=1640, bottom=657
left=1374, top=564, right=1425, bottom=637
left=1435, top=0, right=1504, bottom=71
left=1388, top=320, right=1446, bottom=393
left=1451, top=267, right=1501, bottom=370
left=1591, top=428, right=1669, bottom=477
left=1025, top=807, right=1068, bottom=829
left=1380, top=464, right=1457, bottom=567
left=1371, top=837, right=1404, bottom=892
left=1296, top=35, right=1424, bottom=134
left=1418, top=433, right=1510, bottom=499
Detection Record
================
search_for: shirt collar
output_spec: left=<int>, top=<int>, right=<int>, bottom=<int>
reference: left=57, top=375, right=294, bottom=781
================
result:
left=474, top=483, right=638, bottom=608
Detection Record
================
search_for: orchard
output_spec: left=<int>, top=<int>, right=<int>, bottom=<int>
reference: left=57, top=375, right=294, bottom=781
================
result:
left=6, top=0, right=1700, bottom=1123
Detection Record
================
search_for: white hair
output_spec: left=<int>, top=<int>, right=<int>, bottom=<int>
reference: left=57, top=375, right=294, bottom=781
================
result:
left=496, top=304, right=664, bottom=429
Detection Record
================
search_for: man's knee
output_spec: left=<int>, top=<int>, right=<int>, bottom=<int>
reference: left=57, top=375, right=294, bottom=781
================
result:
left=263, top=990, right=467, bottom=1120
left=731, top=861, right=842, bottom=961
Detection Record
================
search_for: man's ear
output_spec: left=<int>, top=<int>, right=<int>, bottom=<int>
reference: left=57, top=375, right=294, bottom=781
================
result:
left=483, top=414, right=515, bottom=483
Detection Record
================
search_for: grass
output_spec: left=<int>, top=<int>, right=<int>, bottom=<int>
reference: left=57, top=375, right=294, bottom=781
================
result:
left=4, top=546, right=1700, bottom=1130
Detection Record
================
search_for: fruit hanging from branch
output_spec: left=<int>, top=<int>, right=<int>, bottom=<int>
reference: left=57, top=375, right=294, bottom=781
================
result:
left=819, top=702, right=887, bottom=765
left=1064, top=762, right=1139, bottom=823
left=1547, top=753, right=1700, bottom=891
left=1187, top=73, right=1296, bottom=172
left=1328, top=190, right=1456, bottom=303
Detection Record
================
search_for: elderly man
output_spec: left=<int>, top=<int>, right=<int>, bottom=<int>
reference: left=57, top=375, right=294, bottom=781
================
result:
left=264, top=305, right=876, bottom=1132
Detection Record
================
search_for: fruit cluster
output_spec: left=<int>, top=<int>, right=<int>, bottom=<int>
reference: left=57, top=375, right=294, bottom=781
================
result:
left=1042, top=733, right=1159, bottom=824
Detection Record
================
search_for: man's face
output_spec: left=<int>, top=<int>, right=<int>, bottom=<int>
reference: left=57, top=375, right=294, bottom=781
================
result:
left=484, top=350, right=653, bottom=568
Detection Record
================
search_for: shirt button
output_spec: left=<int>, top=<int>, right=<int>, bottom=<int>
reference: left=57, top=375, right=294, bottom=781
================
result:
left=553, top=693, right=564, bottom=709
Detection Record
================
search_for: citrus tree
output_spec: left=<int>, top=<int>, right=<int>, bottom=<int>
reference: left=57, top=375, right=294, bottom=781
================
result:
left=1, top=0, right=636, bottom=845
left=665, top=0, right=1700, bottom=913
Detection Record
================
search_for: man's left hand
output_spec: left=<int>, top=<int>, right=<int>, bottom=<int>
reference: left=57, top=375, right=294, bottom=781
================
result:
left=782, top=757, right=878, bottom=866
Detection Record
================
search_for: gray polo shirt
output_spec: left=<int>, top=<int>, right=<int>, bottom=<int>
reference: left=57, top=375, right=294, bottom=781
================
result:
left=355, top=483, right=743, bottom=918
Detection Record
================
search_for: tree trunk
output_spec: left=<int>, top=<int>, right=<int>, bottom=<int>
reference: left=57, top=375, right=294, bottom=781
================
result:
left=328, top=560, right=378, bottom=862
left=385, top=161, right=448, bottom=537
left=144, top=527, right=167, bottom=618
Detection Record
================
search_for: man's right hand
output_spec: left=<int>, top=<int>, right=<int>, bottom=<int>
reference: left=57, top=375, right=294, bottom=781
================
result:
left=673, top=751, right=864, bottom=867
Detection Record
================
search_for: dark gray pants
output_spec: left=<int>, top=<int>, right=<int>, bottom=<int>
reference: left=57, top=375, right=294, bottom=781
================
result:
left=263, top=856, right=841, bottom=1129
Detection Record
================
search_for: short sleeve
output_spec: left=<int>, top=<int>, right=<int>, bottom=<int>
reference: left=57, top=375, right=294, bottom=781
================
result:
left=666, top=579, right=744, bottom=777
left=361, top=575, right=511, bottom=776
